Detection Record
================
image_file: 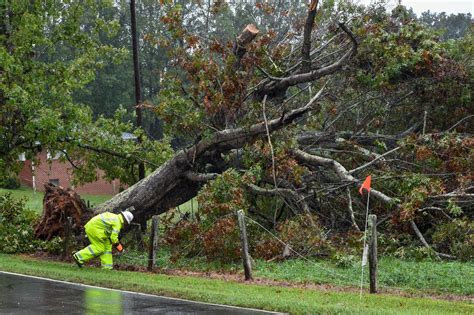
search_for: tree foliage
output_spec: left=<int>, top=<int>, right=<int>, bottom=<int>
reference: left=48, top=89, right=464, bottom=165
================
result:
left=149, top=1, right=472, bottom=261
left=2, top=1, right=472, bottom=261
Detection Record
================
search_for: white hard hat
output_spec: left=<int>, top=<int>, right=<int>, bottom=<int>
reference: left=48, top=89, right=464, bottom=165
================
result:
left=121, top=210, right=134, bottom=224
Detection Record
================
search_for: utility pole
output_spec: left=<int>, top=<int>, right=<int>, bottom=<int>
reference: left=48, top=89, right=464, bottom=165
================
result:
left=130, top=0, right=145, bottom=180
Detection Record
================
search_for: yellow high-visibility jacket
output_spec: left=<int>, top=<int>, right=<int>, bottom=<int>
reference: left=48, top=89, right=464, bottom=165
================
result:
left=84, top=212, right=123, bottom=245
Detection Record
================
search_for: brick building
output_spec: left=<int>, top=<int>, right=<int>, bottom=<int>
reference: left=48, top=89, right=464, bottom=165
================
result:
left=18, top=150, right=121, bottom=196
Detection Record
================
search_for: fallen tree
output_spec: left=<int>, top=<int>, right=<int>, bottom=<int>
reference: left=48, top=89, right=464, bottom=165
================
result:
left=99, top=2, right=358, bottom=221
left=36, top=3, right=473, bottom=260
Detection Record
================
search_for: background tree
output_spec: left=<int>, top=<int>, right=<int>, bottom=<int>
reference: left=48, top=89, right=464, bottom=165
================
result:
left=0, top=1, right=172, bottom=186
left=418, top=11, right=472, bottom=40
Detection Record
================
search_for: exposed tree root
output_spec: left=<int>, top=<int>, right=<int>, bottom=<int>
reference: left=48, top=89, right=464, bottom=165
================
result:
left=34, top=183, right=92, bottom=240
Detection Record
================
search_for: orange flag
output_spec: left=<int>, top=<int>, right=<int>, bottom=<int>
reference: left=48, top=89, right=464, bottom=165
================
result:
left=359, top=175, right=371, bottom=195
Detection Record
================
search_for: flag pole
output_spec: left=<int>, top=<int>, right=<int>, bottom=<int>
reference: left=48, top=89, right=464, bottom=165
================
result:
left=359, top=188, right=371, bottom=300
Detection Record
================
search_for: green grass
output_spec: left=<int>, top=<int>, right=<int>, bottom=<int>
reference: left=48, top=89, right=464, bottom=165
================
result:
left=0, top=187, right=45, bottom=212
left=116, top=250, right=474, bottom=296
left=0, top=254, right=472, bottom=315
left=0, top=187, right=111, bottom=213
left=176, top=198, right=198, bottom=215
left=254, top=257, right=474, bottom=296
left=0, top=187, right=194, bottom=215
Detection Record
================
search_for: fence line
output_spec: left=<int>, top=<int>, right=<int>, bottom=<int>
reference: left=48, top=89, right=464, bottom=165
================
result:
left=244, top=214, right=359, bottom=284
left=120, top=211, right=360, bottom=286
left=117, top=210, right=414, bottom=293
left=120, top=212, right=235, bottom=263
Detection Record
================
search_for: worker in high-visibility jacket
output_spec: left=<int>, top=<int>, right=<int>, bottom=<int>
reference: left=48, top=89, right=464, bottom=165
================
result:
left=73, top=210, right=134, bottom=269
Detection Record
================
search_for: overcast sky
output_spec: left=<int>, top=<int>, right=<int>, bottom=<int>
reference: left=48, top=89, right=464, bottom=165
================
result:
left=356, top=0, right=473, bottom=15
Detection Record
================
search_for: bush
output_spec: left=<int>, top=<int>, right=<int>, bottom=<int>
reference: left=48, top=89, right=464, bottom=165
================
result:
left=202, top=216, right=241, bottom=263
left=332, top=253, right=357, bottom=268
left=40, top=236, right=64, bottom=255
left=0, top=193, right=38, bottom=253
left=393, top=246, right=438, bottom=261
left=253, top=237, right=284, bottom=260
left=0, top=177, right=20, bottom=189
left=432, top=219, right=474, bottom=261
left=277, top=214, right=331, bottom=258
left=163, top=218, right=202, bottom=260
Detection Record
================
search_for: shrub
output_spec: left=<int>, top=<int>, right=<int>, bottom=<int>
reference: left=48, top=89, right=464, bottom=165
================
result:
left=0, top=193, right=38, bottom=253
left=332, top=253, right=357, bottom=268
left=40, top=237, right=64, bottom=255
left=202, top=216, right=241, bottom=263
left=163, top=219, right=202, bottom=260
left=197, top=169, right=251, bottom=219
left=393, top=246, right=438, bottom=261
left=277, top=214, right=331, bottom=258
left=253, top=237, right=284, bottom=260
left=0, top=177, right=20, bottom=189
left=432, top=219, right=474, bottom=261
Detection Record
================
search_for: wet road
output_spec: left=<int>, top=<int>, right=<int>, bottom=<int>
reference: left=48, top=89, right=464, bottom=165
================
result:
left=0, top=272, right=282, bottom=314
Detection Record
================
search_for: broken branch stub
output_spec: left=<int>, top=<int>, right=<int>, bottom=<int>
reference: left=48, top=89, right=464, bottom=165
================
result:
left=233, top=24, right=260, bottom=68
left=236, top=24, right=260, bottom=47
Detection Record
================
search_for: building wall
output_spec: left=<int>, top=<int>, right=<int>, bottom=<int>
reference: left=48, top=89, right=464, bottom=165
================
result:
left=18, top=151, right=121, bottom=195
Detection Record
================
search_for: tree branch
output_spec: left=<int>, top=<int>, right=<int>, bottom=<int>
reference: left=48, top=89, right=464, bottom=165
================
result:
left=61, top=138, right=159, bottom=167
left=246, top=183, right=315, bottom=227
left=348, top=146, right=401, bottom=174
left=184, top=171, right=218, bottom=182
left=255, top=23, right=357, bottom=100
left=59, top=149, right=79, bottom=170
left=346, top=187, right=360, bottom=231
left=233, top=24, right=259, bottom=69
left=193, top=85, right=325, bottom=156
left=301, top=0, right=319, bottom=73
left=292, top=148, right=394, bottom=204
left=410, top=220, right=456, bottom=260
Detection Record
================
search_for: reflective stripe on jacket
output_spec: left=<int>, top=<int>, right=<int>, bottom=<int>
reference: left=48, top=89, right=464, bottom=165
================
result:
left=85, top=212, right=123, bottom=245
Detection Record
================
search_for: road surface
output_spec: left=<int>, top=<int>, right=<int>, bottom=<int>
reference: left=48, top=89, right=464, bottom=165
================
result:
left=0, top=271, right=283, bottom=314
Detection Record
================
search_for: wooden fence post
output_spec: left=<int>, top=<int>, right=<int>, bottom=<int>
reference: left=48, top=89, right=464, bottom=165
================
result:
left=130, top=223, right=143, bottom=250
left=368, top=214, right=378, bottom=293
left=148, top=216, right=159, bottom=271
left=63, top=216, right=72, bottom=258
left=237, top=210, right=253, bottom=281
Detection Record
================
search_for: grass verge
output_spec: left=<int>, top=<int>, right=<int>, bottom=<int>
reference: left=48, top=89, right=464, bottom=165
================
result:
left=116, top=250, right=474, bottom=296
left=0, top=254, right=472, bottom=314
left=0, top=187, right=111, bottom=212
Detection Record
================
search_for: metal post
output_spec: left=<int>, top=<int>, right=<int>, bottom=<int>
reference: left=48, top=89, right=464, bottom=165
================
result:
left=237, top=210, right=253, bottom=281
left=131, top=223, right=143, bottom=250
left=369, top=214, right=378, bottom=293
left=130, top=0, right=145, bottom=180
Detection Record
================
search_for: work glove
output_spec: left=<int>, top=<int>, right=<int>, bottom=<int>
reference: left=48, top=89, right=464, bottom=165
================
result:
left=115, top=243, right=124, bottom=253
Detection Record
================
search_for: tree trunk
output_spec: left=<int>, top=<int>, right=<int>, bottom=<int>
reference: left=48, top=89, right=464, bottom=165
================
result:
left=99, top=151, right=200, bottom=220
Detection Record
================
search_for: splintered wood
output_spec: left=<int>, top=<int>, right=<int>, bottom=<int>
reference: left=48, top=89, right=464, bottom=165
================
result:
left=34, top=183, right=92, bottom=240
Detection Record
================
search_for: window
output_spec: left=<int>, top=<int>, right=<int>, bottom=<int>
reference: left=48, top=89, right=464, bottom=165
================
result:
left=18, top=153, right=26, bottom=161
left=49, top=179, right=60, bottom=186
